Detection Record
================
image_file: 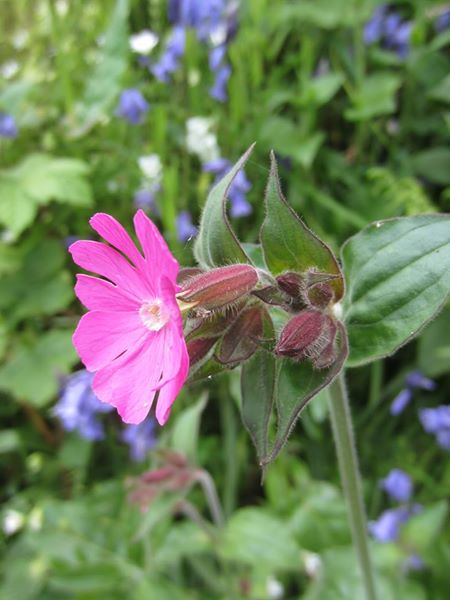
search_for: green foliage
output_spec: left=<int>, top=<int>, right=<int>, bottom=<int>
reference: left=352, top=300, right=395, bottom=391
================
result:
left=342, top=215, right=450, bottom=366
left=0, top=154, right=92, bottom=237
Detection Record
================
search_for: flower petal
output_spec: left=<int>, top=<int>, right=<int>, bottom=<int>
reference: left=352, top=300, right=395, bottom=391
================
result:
left=89, top=212, right=144, bottom=268
left=69, top=240, right=153, bottom=299
left=155, top=341, right=189, bottom=425
left=133, top=209, right=179, bottom=284
left=73, top=310, right=145, bottom=371
left=92, top=332, right=167, bottom=424
left=75, top=275, right=140, bottom=312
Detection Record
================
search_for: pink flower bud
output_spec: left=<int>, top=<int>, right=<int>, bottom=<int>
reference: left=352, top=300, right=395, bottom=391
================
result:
left=217, top=305, right=265, bottom=365
left=187, top=337, right=218, bottom=366
left=178, top=264, right=258, bottom=311
left=275, top=309, right=337, bottom=367
left=307, top=282, right=334, bottom=308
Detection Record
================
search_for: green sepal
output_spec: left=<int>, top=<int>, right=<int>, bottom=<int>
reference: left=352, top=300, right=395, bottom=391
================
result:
left=260, top=152, right=344, bottom=301
left=194, top=145, right=255, bottom=268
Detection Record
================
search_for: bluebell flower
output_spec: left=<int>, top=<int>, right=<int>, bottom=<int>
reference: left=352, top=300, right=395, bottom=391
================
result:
left=203, top=158, right=252, bottom=217
left=0, top=112, right=17, bottom=138
left=435, top=10, right=450, bottom=33
left=121, top=419, right=156, bottom=462
left=209, top=62, right=231, bottom=102
left=363, top=6, right=412, bottom=59
left=380, top=469, right=413, bottom=503
left=176, top=210, right=198, bottom=242
left=403, top=553, right=424, bottom=572
left=209, top=45, right=227, bottom=71
left=390, top=370, right=436, bottom=415
left=133, top=186, right=160, bottom=214
left=419, top=405, right=450, bottom=451
left=369, top=505, right=421, bottom=543
left=363, top=5, right=387, bottom=44
left=115, top=89, right=149, bottom=125
left=53, top=370, right=113, bottom=441
left=151, top=26, right=185, bottom=82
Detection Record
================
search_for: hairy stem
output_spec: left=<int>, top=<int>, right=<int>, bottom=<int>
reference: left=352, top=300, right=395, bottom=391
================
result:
left=328, top=372, right=378, bottom=600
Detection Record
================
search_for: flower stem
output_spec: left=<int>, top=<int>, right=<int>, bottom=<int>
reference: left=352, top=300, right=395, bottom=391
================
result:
left=327, top=372, right=378, bottom=600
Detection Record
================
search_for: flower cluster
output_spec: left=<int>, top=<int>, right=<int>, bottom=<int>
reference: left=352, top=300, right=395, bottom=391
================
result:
left=364, top=5, right=412, bottom=58
left=419, top=405, right=450, bottom=451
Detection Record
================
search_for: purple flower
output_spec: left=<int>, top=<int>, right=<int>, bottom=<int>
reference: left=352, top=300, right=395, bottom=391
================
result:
left=176, top=210, right=198, bottom=242
left=133, top=186, right=160, bottom=214
left=380, top=469, right=413, bottom=503
left=151, top=26, right=185, bottom=82
left=121, top=419, right=156, bottom=462
left=419, top=405, right=450, bottom=451
left=363, top=5, right=387, bottom=44
left=403, top=554, right=424, bottom=572
left=435, top=10, right=450, bottom=34
left=209, top=62, right=231, bottom=102
left=203, top=158, right=252, bottom=217
left=0, top=112, right=17, bottom=138
left=390, top=370, right=436, bottom=416
left=115, top=89, right=149, bottom=125
left=209, top=45, right=227, bottom=71
left=53, top=370, right=113, bottom=441
left=369, top=507, right=409, bottom=543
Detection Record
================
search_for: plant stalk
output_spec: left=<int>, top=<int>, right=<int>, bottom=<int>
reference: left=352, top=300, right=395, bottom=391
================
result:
left=327, top=372, right=378, bottom=600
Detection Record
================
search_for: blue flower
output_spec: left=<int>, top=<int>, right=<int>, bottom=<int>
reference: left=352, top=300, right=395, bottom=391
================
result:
left=203, top=158, right=252, bottom=216
left=209, top=62, right=231, bottom=102
left=369, top=505, right=421, bottom=543
left=419, top=405, right=450, bottom=451
left=53, top=370, right=113, bottom=441
left=176, top=210, right=198, bottom=242
left=0, top=112, right=17, bottom=138
left=380, top=469, right=413, bottom=503
left=115, top=89, right=149, bottom=124
left=133, top=186, right=160, bottom=214
left=121, top=419, right=156, bottom=462
left=390, top=370, right=436, bottom=415
left=151, top=26, right=185, bottom=82
left=363, top=5, right=387, bottom=44
left=435, top=10, right=450, bottom=33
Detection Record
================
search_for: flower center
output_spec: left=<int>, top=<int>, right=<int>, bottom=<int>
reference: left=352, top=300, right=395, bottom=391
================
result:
left=139, top=299, right=170, bottom=331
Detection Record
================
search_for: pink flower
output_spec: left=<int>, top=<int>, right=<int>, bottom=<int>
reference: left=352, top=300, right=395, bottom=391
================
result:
left=69, top=210, right=189, bottom=425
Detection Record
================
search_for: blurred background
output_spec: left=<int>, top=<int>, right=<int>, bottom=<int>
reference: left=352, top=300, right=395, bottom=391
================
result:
left=0, top=0, right=449, bottom=598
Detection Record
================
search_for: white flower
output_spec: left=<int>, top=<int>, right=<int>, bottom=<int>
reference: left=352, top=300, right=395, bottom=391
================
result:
left=3, top=509, right=25, bottom=536
left=130, top=30, right=159, bottom=55
left=138, top=154, right=162, bottom=182
left=266, top=575, right=284, bottom=599
left=186, top=117, right=220, bottom=163
left=1, top=60, right=19, bottom=79
left=303, top=551, right=322, bottom=578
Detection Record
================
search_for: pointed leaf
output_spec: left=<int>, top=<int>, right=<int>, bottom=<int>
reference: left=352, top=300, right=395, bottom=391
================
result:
left=194, top=145, right=254, bottom=268
left=263, top=323, right=348, bottom=465
left=241, top=350, right=276, bottom=465
left=341, top=214, right=450, bottom=367
left=261, top=152, right=344, bottom=300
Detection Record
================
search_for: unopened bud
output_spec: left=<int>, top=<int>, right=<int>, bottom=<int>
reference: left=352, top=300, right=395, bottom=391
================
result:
left=217, top=305, right=265, bottom=365
left=275, top=309, right=337, bottom=366
left=276, top=272, right=304, bottom=299
left=307, top=282, right=334, bottom=308
left=178, top=264, right=258, bottom=311
left=187, top=336, right=218, bottom=366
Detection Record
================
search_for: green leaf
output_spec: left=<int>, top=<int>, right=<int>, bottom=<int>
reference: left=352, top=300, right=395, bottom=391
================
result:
left=241, top=350, right=276, bottom=465
left=0, top=330, right=78, bottom=406
left=345, top=73, right=401, bottom=121
left=260, top=151, right=344, bottom=301
left=0, top=429, right=21, bottom=454
left=0, top=154, right=92, bottom=237
left=72, top=0, right=130, bottom=135
left=260, top=117, right=324, bottom=167
left=220, top=508, right=301, bottom=570
left=428, top=74, right=450, bottom=104
left=298, top=73, right=344, bottom=107
left=412, top=147, right=450, bottom=185
left=170, top=392, right=207, bottom=462
left=418, top=306, right=450, bottom=378
left=342, top=215, right=450, bottom=367
left=194, top=145, right=254, bottom=268
left=0, top=239, right=74, bottom=324
left=401, top=501, right=448, bottom=552
left=276, top=0, right=371, bottom=29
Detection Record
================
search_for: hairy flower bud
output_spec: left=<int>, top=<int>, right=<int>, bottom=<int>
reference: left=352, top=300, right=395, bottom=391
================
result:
left=275, top=309, right=337, bottom=367
left=307, top=282, right=334, bottom=308
left=187, top=336, right=218, bottom=366
left=177, top=264, right=258, bottom=311
left=216, top=305, right=265, bottom=365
